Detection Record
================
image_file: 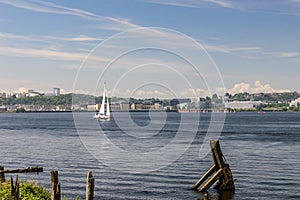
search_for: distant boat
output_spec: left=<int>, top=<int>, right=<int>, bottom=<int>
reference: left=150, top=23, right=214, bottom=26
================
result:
left=93, top=83, right=110, bottom=121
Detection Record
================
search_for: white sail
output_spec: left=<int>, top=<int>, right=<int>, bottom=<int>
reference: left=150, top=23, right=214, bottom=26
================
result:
left=93, top=83, right=110, bottom=120
left=106, top=97, right=110, bottom=116
left=99, top=83, right=106, bottom=115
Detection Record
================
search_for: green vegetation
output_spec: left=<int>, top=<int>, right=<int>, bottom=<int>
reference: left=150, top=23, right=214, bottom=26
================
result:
left=0, top=91, right=299, bottom=112
left=16, top=108, right=26, bottom=113
left=0, top=181, right=83, bottom=200
left=0, top=180, right=51, bottom=200
left=231, top=92, right=300, bottom=102
left=0, top=94, right=73, bottom=106
left=0, top=93, right=129, bottom=106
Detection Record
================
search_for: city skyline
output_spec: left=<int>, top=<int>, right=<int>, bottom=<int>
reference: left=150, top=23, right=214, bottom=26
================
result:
left=0, top=0, right=299, bottom=98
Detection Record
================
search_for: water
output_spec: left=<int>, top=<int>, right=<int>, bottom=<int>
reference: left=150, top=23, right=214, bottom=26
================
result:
left=0, top=112, right=300, bottom=199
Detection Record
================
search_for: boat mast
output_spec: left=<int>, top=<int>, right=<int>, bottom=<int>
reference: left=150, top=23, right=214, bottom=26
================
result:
left=106, top=96, right=110, bottom=116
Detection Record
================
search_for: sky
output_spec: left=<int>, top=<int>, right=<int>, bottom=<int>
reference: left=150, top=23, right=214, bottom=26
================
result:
left=0, top=0, right=300, bottom=98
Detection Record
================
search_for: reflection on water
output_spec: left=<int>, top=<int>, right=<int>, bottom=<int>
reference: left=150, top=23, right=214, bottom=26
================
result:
left=198, top=191, right=235, bottom=200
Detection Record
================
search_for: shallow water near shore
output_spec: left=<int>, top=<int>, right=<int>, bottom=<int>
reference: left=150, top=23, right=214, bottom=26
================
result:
left=0, top=112, right=299, bottom=199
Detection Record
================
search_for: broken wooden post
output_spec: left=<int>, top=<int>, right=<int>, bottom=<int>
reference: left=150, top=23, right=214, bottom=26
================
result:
left=51, top=171, right=61, bottom=200
left=86, top=171, right=94, bottom=200
left=192, top=140, right=235, bottom=192
left=0, top=166, right=5, bottom=183
left=0, top=166, right=43, bottom=184
left=191, top=164, right=217, bottom=190
left=10, top=176, right=20, bottom=200
left=0, top=166, right=43, bottom=174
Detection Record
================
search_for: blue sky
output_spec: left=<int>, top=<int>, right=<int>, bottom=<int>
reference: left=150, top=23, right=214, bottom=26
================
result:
left=0, top=0, right=300, bottom=97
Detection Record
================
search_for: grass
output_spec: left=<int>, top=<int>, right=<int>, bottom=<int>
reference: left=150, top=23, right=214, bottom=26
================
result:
left=0, top=180, right=51, bottom=200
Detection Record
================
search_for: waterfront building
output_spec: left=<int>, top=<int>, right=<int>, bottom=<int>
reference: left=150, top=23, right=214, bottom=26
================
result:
left=177, top=102, right=188, bottom=110
left=120, top=102, right=130, bottom=110
left=154, top=102, right=162, bottom=110
left=0, top=106, right=7, bottom=112
left=289, top=98, right=300, bottom=108
left=225, top=101, right=262, bottom=109
left=87, top=104, right=96, bottom=111
left=135, top=103, right=143, bottom=110
left=53, top=88, right=60, bottom=96
left=143, top=104, right=152, bottom=110
left=27, top=90, right=43, bottom=97
left=170, top=98, right=191, bottom=107
left=130, top=103, right=136, bottom=110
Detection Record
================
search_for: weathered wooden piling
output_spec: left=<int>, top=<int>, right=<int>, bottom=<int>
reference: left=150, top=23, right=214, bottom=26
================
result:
left=0, top=166, right=43, bottom=174
left=192, top=140, right=235, bottom=192
left=86, top=171, right=94, bottom=200
left=0, top=166, right=43, bottom=184
left=10, top=176, right=20, bottom=200
left=51, top=170, right=61, bottom=200
left=0, top=166, right=5, bottom=183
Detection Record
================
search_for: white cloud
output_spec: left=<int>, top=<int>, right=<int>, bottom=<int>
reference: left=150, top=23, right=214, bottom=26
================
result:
left=14, top=87, right=28, bottom=93
left=0, top=0, right=140, bottom=31
left=133, top=89, right=168, bottom=98
left=179, top=88, right=210, bottom=97
left=57, top=81, right=292, bottom=97
left=204, top=0, right=234, bottom=8
left=0, top=31, right=104, bottom=44
left=47, top=35, right=104, bottom=42
left=264, top=51, right=300, bottom=58
left=228, top=81, right=291, bottom=94
left=0, top=0, right=96, bottom=18
left=203, top=43, right=261, bottom=53
left=72, top=89, right=92, bottom=95
left=0, top=30, right=293, bottom=64
left=279, top=52, right=299, bottom=58
left=145, top=0, right=235, bottom=9
left=0, top=46, right=109, bottom=63
left=145, top=0, right=300, bottom=17
left=0, top=32, right=35, bottom=41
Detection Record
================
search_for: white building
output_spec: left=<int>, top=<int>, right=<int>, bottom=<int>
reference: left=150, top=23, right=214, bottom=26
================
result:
left=177, top=102, right=188, bottom=110
left=225, top=101, right=262, bottom=109
left=87, top=105, right=96, bottom=111
left=0, top=106, right=6, bottom=112
left=53, top=88, right=60, bottom=96
left=27, top=90, right=43, bottom=97
left=289, top=98, right=300, bottom=108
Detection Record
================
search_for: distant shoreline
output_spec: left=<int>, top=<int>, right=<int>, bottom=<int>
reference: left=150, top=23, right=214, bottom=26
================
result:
left=0, top=110, right=178, bottom=113
left=1, top=110, right=299, bottom=113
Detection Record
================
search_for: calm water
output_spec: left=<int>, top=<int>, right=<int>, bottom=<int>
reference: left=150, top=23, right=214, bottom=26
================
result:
left=0, top=112, right=300, bottom=199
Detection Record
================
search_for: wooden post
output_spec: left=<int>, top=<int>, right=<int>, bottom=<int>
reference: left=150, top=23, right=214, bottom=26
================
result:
left=10, top=176, right=20, bottom=200
left=200, top=168, right=223, bottom=192
left=15, top=177, right=20, bottom=200
left=210, top=140, right=226, bottom=169
left=56, top=182, right=61, bottom=200
left=210, top=141, right=235, bottom=191
left=86, top=171, right=94, bottom=200
left=192, top=140, right=235, bottom=192
left=10, top=176, right=14, bottom=198
left=0, top=166, right=43, bottom=184
left=0, top=166, right=43, bottom=174
left=192, top=164, right=217, bottom=190
left=0, top=166, right=5, bottom=183
left=51, top=171, right=61, bottom=200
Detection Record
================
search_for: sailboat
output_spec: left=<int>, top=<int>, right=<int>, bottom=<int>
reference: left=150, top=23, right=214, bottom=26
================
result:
left=93, top=83, right=110, bottom=121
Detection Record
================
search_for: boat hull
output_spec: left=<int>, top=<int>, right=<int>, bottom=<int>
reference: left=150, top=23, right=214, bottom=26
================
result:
left=93, top=114, right=110, bottom=121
